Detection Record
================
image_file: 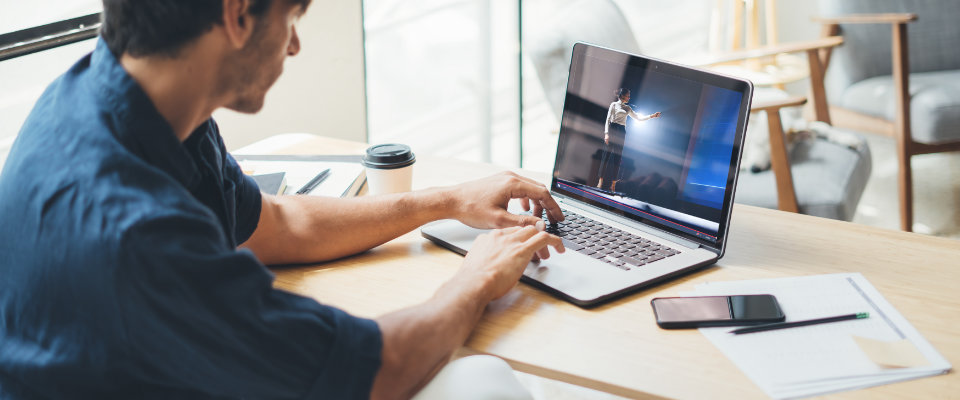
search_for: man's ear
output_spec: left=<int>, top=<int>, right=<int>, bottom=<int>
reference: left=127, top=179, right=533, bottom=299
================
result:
left=222, top=0, right=256, bottom=49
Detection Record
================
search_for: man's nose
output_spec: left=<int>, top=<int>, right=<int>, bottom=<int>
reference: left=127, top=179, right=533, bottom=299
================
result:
left=288, top=25, right=301, bottom=56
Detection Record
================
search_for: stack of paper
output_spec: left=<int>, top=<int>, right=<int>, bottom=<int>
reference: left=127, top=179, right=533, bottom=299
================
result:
left=690, top=273, right=951, bottom=399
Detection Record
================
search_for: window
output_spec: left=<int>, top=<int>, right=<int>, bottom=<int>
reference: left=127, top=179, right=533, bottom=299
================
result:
left=363, top=0, right=713, bottom=173
left=363, top=0, right=522, bottom=167
left=0, top=1, right=101, bottom=165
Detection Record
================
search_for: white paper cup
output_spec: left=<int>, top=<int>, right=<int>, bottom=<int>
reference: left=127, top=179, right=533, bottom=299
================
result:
left=361, top=144, right=415, bottom=195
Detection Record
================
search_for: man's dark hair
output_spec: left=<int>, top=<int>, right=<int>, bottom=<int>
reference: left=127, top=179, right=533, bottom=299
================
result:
left=101, top=0, right=310, bottom=58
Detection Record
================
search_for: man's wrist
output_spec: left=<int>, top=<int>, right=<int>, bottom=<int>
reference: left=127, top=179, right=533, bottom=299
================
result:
left=437, top=270, right=492, bottom=316
left=428, top=185, right=461, bottom=221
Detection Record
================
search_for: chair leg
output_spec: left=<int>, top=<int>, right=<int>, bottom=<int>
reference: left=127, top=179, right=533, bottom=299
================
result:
left=897, top=148, right=913, bottom=232
left=892, top=22, right=913, bottom=232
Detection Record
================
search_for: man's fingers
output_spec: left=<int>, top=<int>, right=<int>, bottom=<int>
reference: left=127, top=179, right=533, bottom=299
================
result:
left=508, top=181, right=564, bottom=224
left=517, top=230, right=565, bottom=257
left=535, top=246, right=551, bottom=260
left=532, top=200, right=560, bottom=225
left=491, top=226, right=524, bottom=236
left=493, top=209, right=544, bottom=228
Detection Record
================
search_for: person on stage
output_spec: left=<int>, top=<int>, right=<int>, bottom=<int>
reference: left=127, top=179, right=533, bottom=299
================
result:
left=597, top=88, right=661, bottom=192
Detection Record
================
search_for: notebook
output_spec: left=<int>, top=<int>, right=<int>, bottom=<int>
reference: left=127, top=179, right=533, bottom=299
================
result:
left=250, top=172, right=287, bottom=195
left=422, top=43, right=753, bottom=306
left=235, top=155, right=366, bottom=198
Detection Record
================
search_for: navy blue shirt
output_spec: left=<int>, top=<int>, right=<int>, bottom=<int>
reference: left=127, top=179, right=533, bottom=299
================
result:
left=0, top=39, right=382, bottom=399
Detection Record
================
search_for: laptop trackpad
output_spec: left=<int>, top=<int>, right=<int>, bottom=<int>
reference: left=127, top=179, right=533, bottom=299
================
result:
left=422, top=219, right=632, bottom=297
left=421, top=219, right=488, bottom=256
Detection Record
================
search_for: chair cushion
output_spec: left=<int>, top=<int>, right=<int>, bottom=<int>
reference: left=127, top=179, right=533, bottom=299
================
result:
left=735, top=129, right=872, bottom=221
left=837, top=70, right=960, bottom=144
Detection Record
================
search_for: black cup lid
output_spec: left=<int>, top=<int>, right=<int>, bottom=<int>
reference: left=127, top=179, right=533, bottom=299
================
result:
left=362, top=144, right=416, bottom=169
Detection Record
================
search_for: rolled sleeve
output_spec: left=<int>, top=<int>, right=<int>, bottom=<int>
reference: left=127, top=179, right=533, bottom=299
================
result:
left=232, top=166, right=262, bottom=244
left=304, top=307, right=382, bottom=399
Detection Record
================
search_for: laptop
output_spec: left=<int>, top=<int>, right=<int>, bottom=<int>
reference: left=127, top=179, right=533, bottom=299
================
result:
left=422, top=42, right=753, bottom=307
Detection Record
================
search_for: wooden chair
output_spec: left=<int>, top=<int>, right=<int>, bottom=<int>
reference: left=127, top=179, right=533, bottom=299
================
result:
left=815, top=1, right=960, bottom=231
left=701, top=37, right=873, bottom=220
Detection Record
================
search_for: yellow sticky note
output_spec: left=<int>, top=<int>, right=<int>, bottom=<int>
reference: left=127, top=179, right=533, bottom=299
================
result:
left=853, top=336, right=929, bottom=368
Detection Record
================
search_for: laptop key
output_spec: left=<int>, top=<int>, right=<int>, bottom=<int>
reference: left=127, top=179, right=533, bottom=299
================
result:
left=562, top=240, right=584, bottom=251
left=623, top=256, right=647, bottom=267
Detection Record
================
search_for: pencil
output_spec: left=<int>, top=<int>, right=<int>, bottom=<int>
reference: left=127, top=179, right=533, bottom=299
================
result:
left=729, top=312, right=870, bottom=335
left=296, top=169, right=331, bottom=195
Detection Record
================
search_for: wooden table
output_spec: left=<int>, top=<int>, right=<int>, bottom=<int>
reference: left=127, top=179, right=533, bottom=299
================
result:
left=240, top=134, right=959, bottom=399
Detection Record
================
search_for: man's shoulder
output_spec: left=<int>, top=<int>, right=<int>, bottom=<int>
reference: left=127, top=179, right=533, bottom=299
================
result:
left=0, top=121, right=211, bottom=250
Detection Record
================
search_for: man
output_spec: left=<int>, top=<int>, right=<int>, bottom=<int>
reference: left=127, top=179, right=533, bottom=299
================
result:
left=0, top=0, right=565, bottom=398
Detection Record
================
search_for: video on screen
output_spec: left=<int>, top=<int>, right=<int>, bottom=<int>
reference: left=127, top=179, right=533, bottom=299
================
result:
left=553, top=54, right=743, bottom=242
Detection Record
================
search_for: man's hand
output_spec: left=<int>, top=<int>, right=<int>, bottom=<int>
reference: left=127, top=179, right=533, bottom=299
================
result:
left=455, top=224, right=565, bottom=302
left=448, top=172, right=565, bottom=228
left=651, top=111, right=662, bottom=118
left=604, top=133, right=610, bottom=144
left=370, top=223, right=564, bottom=399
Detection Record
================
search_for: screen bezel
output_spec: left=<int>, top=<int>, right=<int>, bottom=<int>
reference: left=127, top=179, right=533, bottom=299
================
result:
left=550, top=42, right=753, bottom=256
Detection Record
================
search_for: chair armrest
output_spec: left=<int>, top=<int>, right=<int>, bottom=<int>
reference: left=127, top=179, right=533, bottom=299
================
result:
left=814, top=13, right=917, bottom=145
left=814, top=13, right=917, bottom=25
left=696, top=37, right=843, bottom=66
left=751, top=96, right=807, bottom=114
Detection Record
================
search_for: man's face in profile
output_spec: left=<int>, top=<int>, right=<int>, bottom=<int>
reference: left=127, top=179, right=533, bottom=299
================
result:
left=224, top=1, right=304, bottom=114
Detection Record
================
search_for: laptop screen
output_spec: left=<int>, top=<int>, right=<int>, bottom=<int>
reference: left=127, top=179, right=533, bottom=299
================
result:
left=551, top=43, right=751, bottom=250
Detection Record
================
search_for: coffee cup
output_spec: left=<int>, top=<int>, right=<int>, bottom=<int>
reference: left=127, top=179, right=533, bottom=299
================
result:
left=361, top=144, right=416, bottom=195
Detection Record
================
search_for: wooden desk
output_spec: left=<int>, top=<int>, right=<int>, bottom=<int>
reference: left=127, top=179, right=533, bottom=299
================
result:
left=245, top=134, right=959, bottom=399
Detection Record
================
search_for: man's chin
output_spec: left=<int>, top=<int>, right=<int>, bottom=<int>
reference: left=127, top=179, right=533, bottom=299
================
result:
left=226, top=98, right=266, bottom=114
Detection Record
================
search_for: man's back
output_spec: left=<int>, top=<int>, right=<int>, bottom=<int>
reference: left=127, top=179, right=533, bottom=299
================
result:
left=0, top=40, right=382, bottom=399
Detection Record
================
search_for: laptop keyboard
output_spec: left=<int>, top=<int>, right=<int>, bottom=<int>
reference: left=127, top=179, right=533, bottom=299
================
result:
left=533, top=212, right=680, bottom=271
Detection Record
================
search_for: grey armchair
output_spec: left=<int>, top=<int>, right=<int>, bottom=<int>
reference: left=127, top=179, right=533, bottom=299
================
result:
left=703, top=38, right=873, bottom=221
left=816, top=0, right=960, bottom=231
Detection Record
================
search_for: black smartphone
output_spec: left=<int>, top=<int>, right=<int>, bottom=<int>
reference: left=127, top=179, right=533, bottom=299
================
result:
left=651, top=294, right=785, bottom=329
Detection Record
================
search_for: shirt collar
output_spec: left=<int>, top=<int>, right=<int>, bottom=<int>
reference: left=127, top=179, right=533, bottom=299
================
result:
left=88, top=38, right=202, bottom=190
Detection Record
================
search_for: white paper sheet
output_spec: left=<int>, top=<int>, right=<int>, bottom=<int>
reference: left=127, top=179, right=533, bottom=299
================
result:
left=689, top=273, right=951, bottom=399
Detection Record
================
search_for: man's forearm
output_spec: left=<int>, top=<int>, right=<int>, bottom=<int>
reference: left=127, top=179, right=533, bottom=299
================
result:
left=242, top=187, right=456, bottom=265
left=370, top=275, right=489, bottom=400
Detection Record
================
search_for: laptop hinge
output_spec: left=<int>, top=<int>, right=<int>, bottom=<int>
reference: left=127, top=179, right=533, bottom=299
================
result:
left=555, top=195, right=704, bottom=250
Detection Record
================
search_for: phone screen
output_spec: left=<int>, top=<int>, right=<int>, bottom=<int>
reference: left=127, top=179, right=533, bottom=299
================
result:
left=651, top=295, right=784, bottom=329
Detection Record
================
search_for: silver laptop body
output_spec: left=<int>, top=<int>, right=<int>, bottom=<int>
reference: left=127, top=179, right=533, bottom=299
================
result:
left=423, top=43, right=753, bottom=307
